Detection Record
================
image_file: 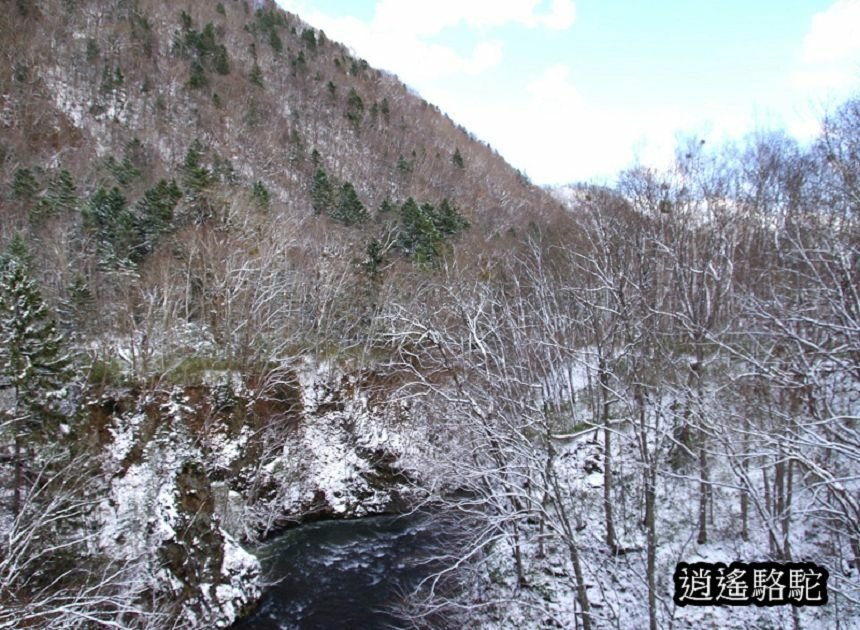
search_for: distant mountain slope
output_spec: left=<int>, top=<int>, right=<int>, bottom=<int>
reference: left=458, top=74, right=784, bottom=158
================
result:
left=1, top=0, right=561, bottom=238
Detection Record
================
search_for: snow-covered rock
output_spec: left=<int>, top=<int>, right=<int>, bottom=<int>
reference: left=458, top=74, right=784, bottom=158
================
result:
left=84, top=358, right=421, bottom=627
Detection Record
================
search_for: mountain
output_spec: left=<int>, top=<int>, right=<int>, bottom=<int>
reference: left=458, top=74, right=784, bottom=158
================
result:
left=2, top=0, right=578, bottom=356
left=3, top=2, right=858, bottom=629
left=0, top=1, right=572, bottom=626
left=2, top=0, right=560, bottom=232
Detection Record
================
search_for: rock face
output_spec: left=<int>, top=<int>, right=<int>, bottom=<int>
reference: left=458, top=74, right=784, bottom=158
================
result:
left=94, top=390, right=262, bottom=627
left=90, top=360, right=419, bottom=627
left=255, top=362, right=416, bottom=525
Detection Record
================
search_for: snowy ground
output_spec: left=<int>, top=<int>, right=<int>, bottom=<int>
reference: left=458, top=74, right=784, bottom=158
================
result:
left=440, top=427, right=860, bottom=630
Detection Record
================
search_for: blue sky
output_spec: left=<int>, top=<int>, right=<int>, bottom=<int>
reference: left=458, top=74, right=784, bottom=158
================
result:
left=275, top=0, right=860, bottom=185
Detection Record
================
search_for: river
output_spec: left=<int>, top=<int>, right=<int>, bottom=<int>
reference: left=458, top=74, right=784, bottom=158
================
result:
left=232, top=512, right=442, bottom=629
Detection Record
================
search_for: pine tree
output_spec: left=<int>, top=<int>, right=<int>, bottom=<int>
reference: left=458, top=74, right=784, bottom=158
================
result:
left=137, top=179, right=182, bottom=254
left=213, top=44, right=230, bottom=75
left=346, top=88, right=364, bottom=126
left=431, top=198, right=470, bottom=237
left=452, top=148, right=465, bottom=169
left=10, top=167, right=39, bottom=201
left=0, top=233, right=34, bottom=270
left=397, top=155, right=413, bottom=174
left=398, top=198, right=443, bottom=264
left=268, top=28, right=283, bottom=53
left=0, top=251, right=72, bottom=515
left=249, top=62, right=264, bottom=87
left=62, top=273, right=95, bottom=332
left=311, top=168, right=333, bottom=214
left=362, top=237, right=386, bottom=279
left=182, top=140, right=213, bottom=194
left=0, top=263, right=72, bottom=417
left=106, top=155, right=140, bottom=186
left=250, top=180, right=271, bottom=210
left=301, top=28, right=317, bottom=50
left=82, top=186, right=140, bottom=266
left=38, top=169, right=77, bottom=217
left=181, top=141, right=216, bottom=224
left=331, top=182, right=368, bottom=225
left=188, top=60, right=208, bottom=88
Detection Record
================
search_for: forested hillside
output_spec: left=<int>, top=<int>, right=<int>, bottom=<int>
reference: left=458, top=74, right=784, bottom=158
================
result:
left=1, top=0, right=858, bottom=628
left=2, top=0, right=566, bottom=356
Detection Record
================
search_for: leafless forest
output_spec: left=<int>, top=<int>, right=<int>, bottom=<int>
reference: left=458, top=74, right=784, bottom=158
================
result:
left=0, top=1, right=858, bottom=628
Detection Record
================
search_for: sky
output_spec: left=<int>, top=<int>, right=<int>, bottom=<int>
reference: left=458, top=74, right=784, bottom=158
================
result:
left=274, top=0, right=860, bottom=186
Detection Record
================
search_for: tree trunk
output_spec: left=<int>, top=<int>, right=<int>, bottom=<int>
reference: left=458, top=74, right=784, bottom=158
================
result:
left=740, top=421, right=749, bottom=540
left=645, top=464, right=658, bottom=630
left=13, top=433, right=22, bottom=517
left=547, top=455, right=592, bottom=630
left=599, top=360, right=618, bottom=552
left=782, top=456, right=793, bottom=561
left=512, top=524, right=526, bottom=587
left=567, top=536, right=592, bottom=630
left=775, top=455, right=785, bottom=560
left=697, top=442, right=708, bottom=544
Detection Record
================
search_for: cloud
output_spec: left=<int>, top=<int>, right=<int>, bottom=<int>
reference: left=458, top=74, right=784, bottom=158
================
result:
left=802, top=0, right=860, bottom=64
left=370, top=0, right=575, bottom=35
left=277, top=0, right=573, bottom=85
left=278, top=2, right=701, bottom=183
left=526, top=63, right=583, bottom=105
left=531, top=0, right=576, bottom=30
left=435, top=63, right=696, bottom=185
left=443, top=63, right=784, bottom=185
left=794, top=0, right=860, bottom=91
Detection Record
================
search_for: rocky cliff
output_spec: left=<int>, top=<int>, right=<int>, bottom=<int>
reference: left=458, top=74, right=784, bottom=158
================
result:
left=86, top=359, right=424, bottom=626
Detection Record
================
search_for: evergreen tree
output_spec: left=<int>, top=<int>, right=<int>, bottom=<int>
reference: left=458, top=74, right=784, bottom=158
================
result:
left=300, top=28, right=317, bottom=50
left=398, top=198, right=443, bottom=264
left=252, top=180, right=270, bottom=210
left=249, top=62, right=264, bottom=87
left=268, top=28, right=283, bottom=53
left=137, top=179, right=182, bottom=253
left=362, top=237, right=386, bottom=279
left=0, top=264, right=70, bottom=403
left=331, top=182, right=368, bottom=225
left=10, top=167, right=39, bottom=201
left=213, top=44, right=230, bottom=75
left=188, top=60, right=208, bottom=88
left=82, top=187, right=140, bottom=266
left=452, top=148, right=465, bottom=169
left=38, top=169, right=77, bottom=217
left=0, top=233, right=34, bottom=271
left=292, top=50, right=307, bottom=73
left=62, top=273, right=95, bottom=332
left=106, top=155, right=140, bottom=186
left=431, top=198, right=470, bottom=237
left=397, top=155, right=413, bottom=174
left=181, top=141, right=216, bottom=225
left=346, top=88, right=364, bottom=126
left=311, top=168, right=333, bottom=214
left=182, top=140, right=213, bottom=194
left=179, top=10, right=193, bottom=33
left=0, top=250, right=72, bottom=515
left=198, top=23, right=218, bottom=55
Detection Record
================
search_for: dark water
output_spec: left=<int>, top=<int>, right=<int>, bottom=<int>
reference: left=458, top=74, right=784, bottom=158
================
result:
left=232, top=513, right=440, bottom=630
